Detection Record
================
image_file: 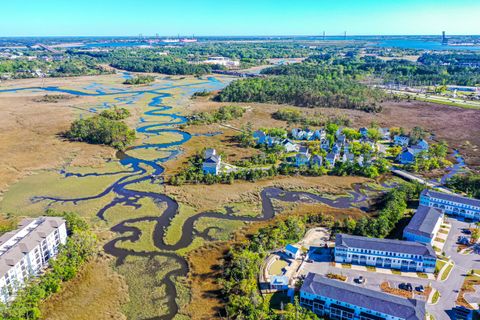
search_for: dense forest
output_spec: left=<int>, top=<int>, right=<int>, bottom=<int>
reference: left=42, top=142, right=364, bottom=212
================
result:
left=306, top=54, right=480, bottom=87
left=66, top=107, right=135, bottom=150
left=0, top=56, right=109, bottom=79
left=447, top=173, right=480, bottom=199
left=216, top=75, right=384, bottom=112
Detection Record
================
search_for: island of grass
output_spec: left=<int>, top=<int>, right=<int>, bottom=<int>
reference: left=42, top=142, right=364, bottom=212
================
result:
left=65, top=107, right=136, bottom=150
left=123, top=75, right=155, bottom=85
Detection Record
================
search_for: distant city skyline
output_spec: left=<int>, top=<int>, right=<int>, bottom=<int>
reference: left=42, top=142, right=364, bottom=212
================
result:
left=2, top=0, right=480, bottom=37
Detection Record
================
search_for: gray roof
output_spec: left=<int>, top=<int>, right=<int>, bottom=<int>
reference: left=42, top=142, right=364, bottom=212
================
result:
left=421, top=189, right=480, bottom=208
left=404, top=206, right=443, bottom=238
left=335, top=234, right=436, bottom=258
left=0, top=217, right=66, bottom=278
left=301, top=273, right=426, bottom=320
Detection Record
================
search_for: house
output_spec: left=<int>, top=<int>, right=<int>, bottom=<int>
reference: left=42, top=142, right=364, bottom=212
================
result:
left=300, top=273, right=426, bottom=320
left=285, top=244, right=301, bottom=259
left=417, top=139, right=429, bottom=151
left=202, top=149, right=222, bottom=175
left=311, top=155, right=323, bottom=167
left=0, top=217, right=67, bottom=303
left=291, top=128, right=304, bottom=140
left=420, top=189, right=480, bottom=221
left=342, top=152, right=355, bottom=163
left=313, top=129, right=326, bottom=141
left=396, top=146, right=424, bottom=164
left=270, top=275, right=289, bottom=291
left=332, top=143, right=341, bottom=154
left=336, top=134, right=347, bottom=146
left=325, top=152, right=338, bottom=167
left=253, top=130, right=267, bottom=144
left=295, top=147, right=311, bottom=167
left=403, top=206, right=444, bottom=244
left=394, top=135, right=410, bottom=147
left=320, top=139, right=330, bottom=151
left=282, top=139, right=298, bottom=153
left=357, top=155, right=365, bottom=167
left=203, top=56, right=240, bottom=68
left=334, top=233, right=437, bottom=273
left=379, top=127, right=391, bottom=140
left=359, top=127, right=369, bottom=137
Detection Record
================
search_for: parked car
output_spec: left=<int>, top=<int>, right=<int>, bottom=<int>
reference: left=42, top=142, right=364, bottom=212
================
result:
left=463, top=229, right=472, bottom=235
left=399, top=283, right=413, bottom=292
left=356, top=276, right=365, bottom=284
left=416, top=285, right=425, bottom=293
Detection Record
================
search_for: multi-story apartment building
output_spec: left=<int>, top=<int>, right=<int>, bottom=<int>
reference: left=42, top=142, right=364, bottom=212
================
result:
left=403, top=205, right=444, bottom=244
left=300, top=273, right=426, bottom=320
left=334, top=234, right=436, bottom=273
left=420, top=189, right=480, bottom=221
left=0, top=216, right=67, bottom=303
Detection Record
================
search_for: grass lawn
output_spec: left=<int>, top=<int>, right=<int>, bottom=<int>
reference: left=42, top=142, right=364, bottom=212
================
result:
left=441, top=263, right=454, bottom=281
left=432, top=290, right=441, bottom=304
left=417, top=272, right=429, bottom=279
left=269, top=259, right=288, bottom=276
left=341, top=264, right=352, bottom=269
left=392, top=269, right=402, bottom=275
left=366, top=266, right=376, bottom=272
left=434, top=237, right=446, bottom=243
left=435, top=260, right=447, bottom=274
left=438, top=229, right=449, bottom=234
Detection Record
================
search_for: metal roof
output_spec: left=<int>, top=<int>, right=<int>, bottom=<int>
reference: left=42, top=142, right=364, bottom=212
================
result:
left=404, top=206, right=443, bottom=239
left=301, top=273, right=426, bottom=320
left=335, top=234, right=436, bottom=258
left=421, top=189, right=480, bottom=208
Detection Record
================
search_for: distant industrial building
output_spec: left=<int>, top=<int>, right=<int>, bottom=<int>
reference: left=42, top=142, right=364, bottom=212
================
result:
left=0, top=216, right=67, bottom=303
left=300, top=273, right=426, bottom=320
left=334, top=233, right=436, bottom=273
left=420, top=189, right=480, bottom=221
left=203, top=56, right=240, bottom=68
left=403, top=206, right=444, bottom=244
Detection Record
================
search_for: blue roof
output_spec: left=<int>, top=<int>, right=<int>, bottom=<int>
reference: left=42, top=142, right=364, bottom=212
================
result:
left=271, top=275, right=289, bottom=285
left=285, top=244, right=299, bottom=254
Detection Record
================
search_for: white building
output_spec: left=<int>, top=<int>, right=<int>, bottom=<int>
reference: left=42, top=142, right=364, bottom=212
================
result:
left=403, top=206, right=444, bottom=244
left=394, top=135, right=410, bottom=147
left=420, top=189, right=480, bottom=221
left=203, top=56, right=240, bottom=68
left=0, top=216, right=67, bottom=303
left=300, top=273, right=426, bottom=320
left=334, top=233, right=436, bottom=273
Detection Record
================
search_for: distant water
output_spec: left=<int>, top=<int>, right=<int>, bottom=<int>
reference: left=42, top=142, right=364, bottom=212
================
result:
left=375, top=39, right=480, bottom=51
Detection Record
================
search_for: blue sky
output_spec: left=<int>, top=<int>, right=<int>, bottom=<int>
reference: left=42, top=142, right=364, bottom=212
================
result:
left=2, top=0, right=480, bottom=37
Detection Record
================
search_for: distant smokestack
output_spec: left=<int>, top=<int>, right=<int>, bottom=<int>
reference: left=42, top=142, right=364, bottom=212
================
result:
left=442, top=31, right=448, bottom=45
left=344, top=31, right=347, bottom=40
left=323, top=31, right=325, bottom=41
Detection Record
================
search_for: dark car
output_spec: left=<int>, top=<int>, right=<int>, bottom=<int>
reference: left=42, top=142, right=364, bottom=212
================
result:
left=463, top=229, right=472, bottom=235
left=416, top=285, right=425, bottom=292
left=356, top=276, right=365, bottom=284
left=399, top=283, right=413, bottom=291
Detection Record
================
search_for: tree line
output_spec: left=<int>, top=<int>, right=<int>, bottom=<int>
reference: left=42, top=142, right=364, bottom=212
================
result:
left=187, top=105, right=246, bottom=125
left=65, top=107, right=135, bottom=150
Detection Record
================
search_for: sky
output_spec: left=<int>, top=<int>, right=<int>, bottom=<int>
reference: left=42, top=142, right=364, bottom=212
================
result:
left=2, top=0, right=480, bottom=37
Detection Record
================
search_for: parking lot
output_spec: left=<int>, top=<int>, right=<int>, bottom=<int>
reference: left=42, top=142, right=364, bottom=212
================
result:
left=295, top=217, right=480, bottom=320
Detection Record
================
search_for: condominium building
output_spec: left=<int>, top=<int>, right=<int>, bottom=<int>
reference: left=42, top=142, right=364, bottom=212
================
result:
left=403, top=206, right=444, bottom=244
left=300, top=273, right=426, bottom=320
left=420, top=189, right=480, bottom=221
left=334, top=234, right=436, bottom=273
left=0, top=216, right=67, bottom=303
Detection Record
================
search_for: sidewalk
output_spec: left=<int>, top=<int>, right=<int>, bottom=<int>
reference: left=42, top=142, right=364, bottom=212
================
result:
left=336, top=263, right=435, bottom=280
